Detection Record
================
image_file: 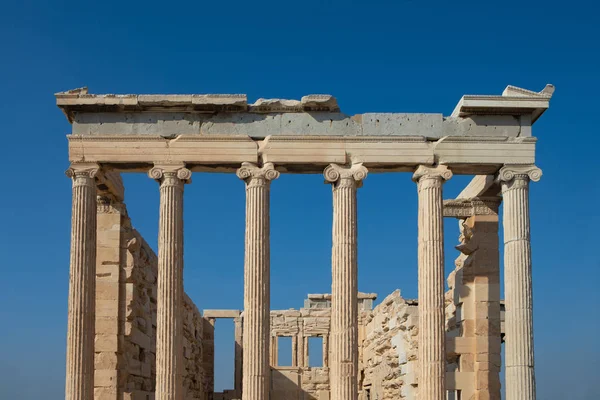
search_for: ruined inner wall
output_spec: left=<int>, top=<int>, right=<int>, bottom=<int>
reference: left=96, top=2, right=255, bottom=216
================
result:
left=95, top=197, right=210, bottom=400
left=267, top=294, right=374, bottom=400
left=360, top=291, right=419, bottom=400
left=360, top=214, right=502, bottom=400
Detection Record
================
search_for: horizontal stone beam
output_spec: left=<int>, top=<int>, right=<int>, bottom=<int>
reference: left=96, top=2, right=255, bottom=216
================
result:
left=95, top=170, right=124, bottom=202
left=203, top=310, right=241, bottom=319
left=69, top=111, right=525, bottom=139
left=456, top=175, right=499, bottom=199
left=443, top=198, right=501, bottom=218
left=307, top=292, right=377, bottom=300
left=68, top=135, right=536, bottom=174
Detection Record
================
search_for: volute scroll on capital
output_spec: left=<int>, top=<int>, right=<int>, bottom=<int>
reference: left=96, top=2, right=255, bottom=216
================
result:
left=412, top=164, right=453, bottom=183
left=323, top=163, right=368, bottom=188
left=148, top=164, right=192, bottom=184
left=497, top=164, right=542, bottom=183
left=236, top=162, right=280, bottom=182
left=65, top=162, right=101, bottom=188
left=65, top=162, right=100, bottom=179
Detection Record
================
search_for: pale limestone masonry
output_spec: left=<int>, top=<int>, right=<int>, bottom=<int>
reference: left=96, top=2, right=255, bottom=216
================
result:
left=268, top=294, right=374, bottom=400
left=445, top=216, right=502, bottom=399
left=361, top=291, right=419, bottom=400
left=58, top=84, right=551, bottom=400
left=94, top=192, right=209, bottom=400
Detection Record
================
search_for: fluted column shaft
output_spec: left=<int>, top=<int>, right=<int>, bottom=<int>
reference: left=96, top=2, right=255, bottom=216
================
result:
left=65, top=163, right=99, bottom=400
left=150, top=165, right=191, bottom=400
left=499, top=165, right=542, bottom=400
left=237, top=162, right=279, bottom=400
left=413, top=165, right=452, bottom=400
left=324, top=163, right=368, bottom=400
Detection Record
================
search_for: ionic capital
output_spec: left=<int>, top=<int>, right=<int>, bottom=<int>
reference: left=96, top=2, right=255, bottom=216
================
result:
left=148, top=164, right=192, bottom=186
left=412, top=164, right=453, bottom=183
left=324, top=163, right=368, bottom=188
left=65, top=162, right=100, bottom=187
left=236, top=162, right=280, bottom=186
left=497, top=164, right=542, bottom=183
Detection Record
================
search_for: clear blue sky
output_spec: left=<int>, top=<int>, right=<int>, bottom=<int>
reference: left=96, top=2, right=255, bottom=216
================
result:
left=0, top=0, right=598, bottom=398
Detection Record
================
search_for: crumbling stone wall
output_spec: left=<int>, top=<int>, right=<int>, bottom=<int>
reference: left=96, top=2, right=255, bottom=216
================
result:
left=95, top=197, right=209, bottom=400
left=266, top=294, right=375, bottom=400
left=360, top=290, right=418, bottom=400
left=269, top=308, right=330, bottom=400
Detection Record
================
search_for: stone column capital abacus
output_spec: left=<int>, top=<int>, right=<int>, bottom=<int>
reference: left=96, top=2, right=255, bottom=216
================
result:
left=66, top=162, right=100, bottom=186
left=324, top=163, right=368, bottom=188
left=148, top=163, right=192, bottom=185
left=412, top=164, right=453, bottom=184
left=236, top=162, right=280, bottom=185
left=497, top=164, right=542, bottom=184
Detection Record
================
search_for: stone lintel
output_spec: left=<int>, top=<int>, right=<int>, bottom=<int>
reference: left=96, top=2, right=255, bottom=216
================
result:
left=443, top=197, right=501, bottom=218
left=456, top=175, right=500, bottom=199
left=306, top=292, right=377, bottom=300
left=70, top=112, right=524, bottom=138
left=67, top=135, right=536, bottom=174
left=95, top=170, right=124, bottom=202
left=203, top=310, right=241, bottom=319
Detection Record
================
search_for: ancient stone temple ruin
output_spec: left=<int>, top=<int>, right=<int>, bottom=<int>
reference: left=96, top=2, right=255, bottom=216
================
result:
left=57, top=84, right=553, bottom=400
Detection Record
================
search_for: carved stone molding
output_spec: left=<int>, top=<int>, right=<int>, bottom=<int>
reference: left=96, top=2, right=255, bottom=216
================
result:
left=148, top=164, right=192, bottom=186
left=65, top=162, right=100, bottom=188
left=97, top=195, right=128, bottom=215
left=443, top=197, right=501, bottom=218
left=497, top=164, right=542, bottom=183
left=236, top=162, right=280, bottom=187
left=323, top=163, right=368, bottom=188
left=412, top=164, right=453, bottom=183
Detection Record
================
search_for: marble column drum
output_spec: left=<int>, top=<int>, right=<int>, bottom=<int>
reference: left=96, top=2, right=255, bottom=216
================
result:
left=237, top=162, right=279, bottom=400
left=499, top=165, right=542, bottom=400
left=149, top=164, right=191, bottom=400
left=324, top=163, right=368, bottom=400
left=413, top=165, right=452, bottom=400
left=65, top=163, right=99, bottom=400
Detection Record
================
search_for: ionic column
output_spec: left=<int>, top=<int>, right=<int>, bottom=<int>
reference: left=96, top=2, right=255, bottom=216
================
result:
left=324, top=163, right=368, bottom=400
left=237, top=162, right=279, bottom=400
left=65, top=163, right=99, bottom=400
left=412, top=165, right=452, bottom=400
left=498, top=165, right=542, bottom=400
left=149, top=164, right=191, bottom=400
